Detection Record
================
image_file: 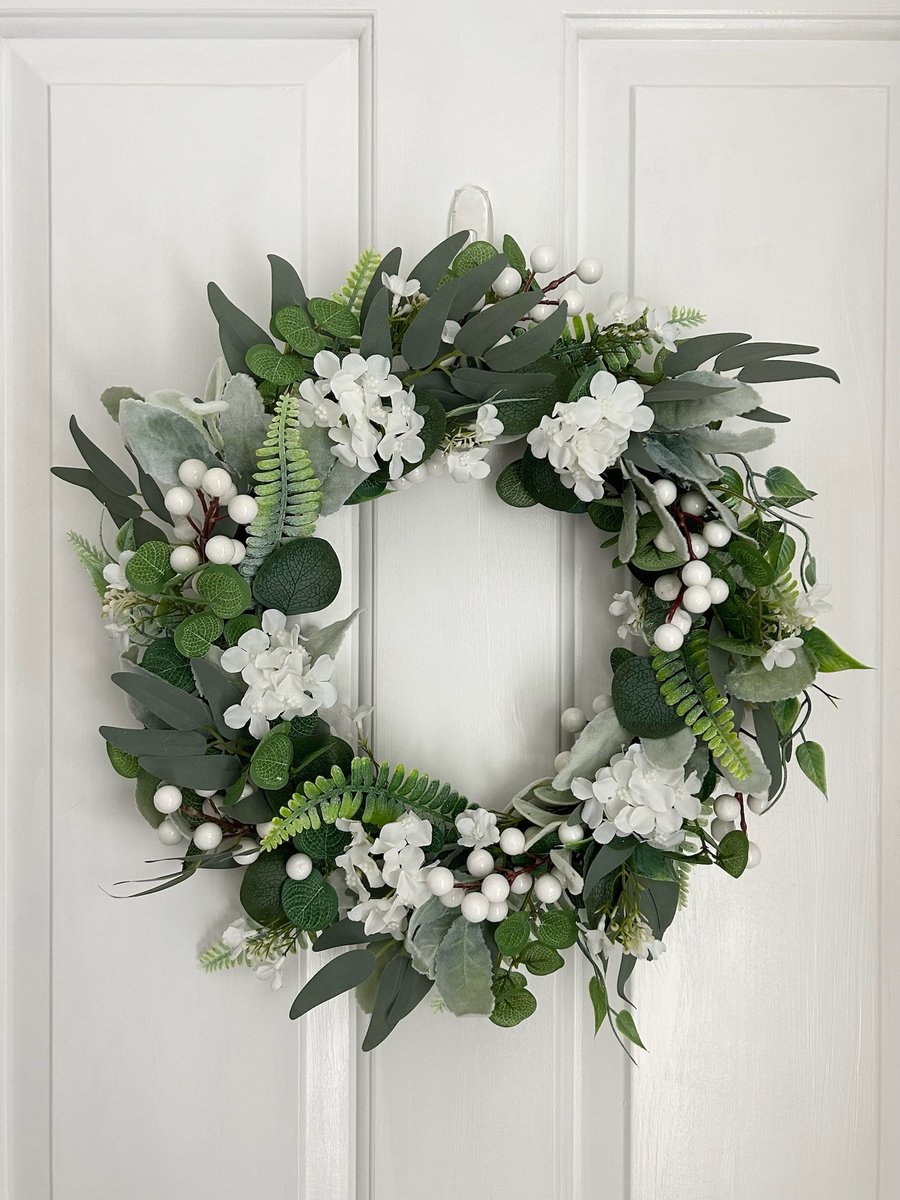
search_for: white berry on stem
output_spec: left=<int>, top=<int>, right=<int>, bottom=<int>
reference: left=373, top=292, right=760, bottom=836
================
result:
left=193, top=822, right=223, bottom=851
left=702, top=520, right=731, bottom=548
left=178, top=458, right=207, bottom=488
left=680, top=491, right=706, bottom=516
left=534, top=874, right=563, bottom=903
left=427, top=866, right=455, bottom=896
left=480, top=873, right=511, bottom=903
left=201, top=467, right=232, bottom=498
left=510, top=873, right=533, bottom=895
left=653, top=623, right=684, bottom=652
left=681, top=560, right=712, bottom=588
left=714, top=794, right=741, bottom=822
left=487, top=901, right=509, bottom=923
left=152, top=784, right=182, bottom=814
left=461, top=891, right=490, bottom=923
left=529, top=245, right=557, bottom=273
left=670, top=608, right=693, bottom=635
left=559, top=288, right=585, bottom=315
left=169, top=545, right=200, bottom=573
left=689, top=533, right=710, bottom=559
left=575, top=257, right=603, bottom=284
left=163, top=486, right=195, bottom=517
left=654, top=574, right=682, bottom=602
left=227, top=494, right=258, bottom=525
left=439, top=887, right=464, bottom=908
left=493, top=266, right=523, bottom=297
left=285, top=853, right=313, bottom=881
left=157, top=818, right=184, bottom=846
left=682, top=585, right=712, bottom=614
left=228, top=539, right=246, bottom=566
left=205, top=535, right=236, bottom=565
left=746, top=842, right=762, bottom=868
left=466, top=848, right=494, bottom=878
left=558, top=822, right=585, bottom=845
left=499, top=827, right=526, bottom=856
left=233, top=838, right=261, bottom=866
left=560, top=707, right=586, bottom=734
left=707, top=577, right=730, bottom=604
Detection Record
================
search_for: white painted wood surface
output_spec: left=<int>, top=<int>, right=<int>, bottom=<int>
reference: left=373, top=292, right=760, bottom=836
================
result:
left=1, top=4, right=897, bottom=1199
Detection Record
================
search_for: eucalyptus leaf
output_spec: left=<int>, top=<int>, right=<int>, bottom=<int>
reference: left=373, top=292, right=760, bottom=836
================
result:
left=618, top=482, right=639, bottom=562
left=290, top=949, right=375, bottom=1020
left=484, top=303, right=569, bottom=371
left=138, top=753, right=241, bottom=791
left=663, top=332, right=750, bottom=374
left=69, top=415, right=135, bottom=496
left=208, top=281, right=274, bottom=375
left=409, top=232, right=469, bottom=295
left=401, top=278, right=460, bottom=369
left=111, top=668, right=211, bottom=731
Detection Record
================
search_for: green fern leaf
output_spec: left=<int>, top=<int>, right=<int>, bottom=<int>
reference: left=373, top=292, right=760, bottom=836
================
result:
left=652, top=630, right=752, bottom=780
left=198, top=941, right=244, bottom=972
left=68, top=530, right=112, bottom=599
left=241, top=394, right=322, bottom=579
left=332, top=248, right=382, bottom=318
left=261, top=756, right=468, bottom=849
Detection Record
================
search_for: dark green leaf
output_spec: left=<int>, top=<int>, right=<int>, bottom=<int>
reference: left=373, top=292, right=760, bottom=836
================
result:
left=520, top=447, right=587, bottom=513
left=484, top=303, right=568, bottom=371
left=410, top=232, right=469, bottom=294
left=190, top=656, right=243, bottom=738
left=765, top=465, right=816, bottom=503
left=105, top=742, right=140, bottom=778
left=738, top=359, right=839, bottom=385
left=359, top=287, right=392, bottom=358
left=111, top=668, right=210, bottom=731
left=250, top=731, right=293, bottom=790
left=207, top=281, right=274, bottom=376
left=797, top=741, right=827, bottom=795
left=495, top=458, right=538, bottom=508
left=452, top=240, right=497, bottom=275
left=173, top=612, right=224, bottom=659
left=717, top=829, right=749, bottom=878
left=290, top=949, right=375, bottom=1020
left=240, top=848, right=289, bottom=926
left=138, top=752, right=241, bottom=791
left=308, top=297, right=359, bottom=339
left=501, top=234, right=527, bottom=275
left=727, top=541, right=775, bottom=586
left=141, top=638, right=193, bottom=690
left=401, top=278, right=460, bottom=369
left=450, top=368, right=554, bottom=403
left=268, top=253, right=308, bottom=314
left=195, top=564, right=251, bottom=618
left=536, top=909, right=577, bottom=949
left=251, top=536, right=342, bottom=614
left=615, top=1009, right=645, bottom=1049
left=100, top=726, right=207, bottom=757
left=244, top=345, right=307, bottom=386
left=359, top=246, right=400, bottom=326
left=519, top=941, right=564, bottom=976
left=313, top=918, right=390, bottom=953
left=494, top=911, right=530, bottom=958
left=589, top=973, right=608, bottom=1034
left=753, top=703, right=784, bottom=798
left=448, top=254, right=507, bottom=319
left=69, top=415, right=134, bottom=496
left=490, top=987, right=537, bottom=1028
left=801, top=628, right=870, bottom=672
left=663, top=332, right=750, bottom=374
left=51, top=466, right=142, bottom=524
left=281, top=869, right=339, bottom=932
left=455, top=292, right=541, bottom=358
left=714, top=341, right=818, bottom=371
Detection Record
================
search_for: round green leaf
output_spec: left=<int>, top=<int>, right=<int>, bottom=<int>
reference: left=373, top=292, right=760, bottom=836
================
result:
left=244, top=344, right=308, bottom=385
left=106, top=742, right=140, bottom=779
left=611, top=654, right=684, bottom=738
left=292, top=824, right=352, bottom=867
left=124, top=540, right=173, bottom=595
left=494, top=910, right=531, bottom=958
left=195, top=563, right=252, bottom=618
left=495, top=459, right=538, bottom=508
left=452, top=240, right=497, bottom=276
left=281, top=869, right=339, bottom=932
left=490, top=988, right=538, bottom=1027
left=251, top=536, right=342, bottom=614
left=519, top=941, right=565, bottom=976
left=240, top=849, right=289, bottom=927
left=140, top=637, right=193, bottom=691
left=173, top=612, right=224, bottom=658
left=250, top=731, right=293, bottom=790
left=535, top=909, right=577, bottom=949
left=273, top=305, right=328, bottom=357
left=308, top=297, right=359, bottom=339
left=717, top=829, right=750, bottom=878
left=224, top=613, right=261, bottom=646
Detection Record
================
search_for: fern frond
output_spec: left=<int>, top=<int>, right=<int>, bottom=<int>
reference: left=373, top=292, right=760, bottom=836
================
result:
left=68, top=530, right=112, bottom=599
left=652, top=630, right=752, bottom=780
left=261, top=756, right=468, bottom=849
left=332, top=248, right=382, bottom=317
left=199, top=941, right=244, bottom=972
left=240, top=394, right=322, bottom=579
left=670, top=305, right=706, bottom=328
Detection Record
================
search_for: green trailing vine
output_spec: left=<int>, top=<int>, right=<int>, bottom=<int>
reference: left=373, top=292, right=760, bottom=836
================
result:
left=262, top=757, right=468, bottom=848
left=240, top=395, right=321, bottom=579
left=652, top=630, right=751, bottom=780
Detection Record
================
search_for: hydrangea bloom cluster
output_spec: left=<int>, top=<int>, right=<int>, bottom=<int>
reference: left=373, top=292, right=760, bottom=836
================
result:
left=221, top=609, right=338, bottom=740
left=526, top=371, right=654, bottom=501
left=338, top=812, right=433, bottom=938
left=298, top=350, right=425, bottom=478
left=572, top=744, right=703, bottom=850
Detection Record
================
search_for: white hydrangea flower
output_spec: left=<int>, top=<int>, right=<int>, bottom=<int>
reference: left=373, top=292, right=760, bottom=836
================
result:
left=761, top=635, right=804, bottom=672
left=526, top=371, right=654, bottom=502
left=349, top=890, right=410, bottom=939
left=572, top=743, right=702, bottom=850
left=595, top=292, right=648, bottom=328
left=609, top=590, right=643, bottom=640
left=794, top=581, right=832, bottom=626
left=455, top=807, right=500, bottom=849
left=102, top=550, right=135, bottom=591
left=296, top=378, right=342, bottom=428
left=335, top=819, right=383, bottom=897
left=381, top=272, right=420, bottom=305
left=255, top=955, right=287, bottom=990
left=474, top=403, right=504, bottom=444
left=445, top=445, right=492, bottom=482
left=221, top=917, right=252, bottom=958
left=646, top=305, right=682, bottom=353
left=221, top=609, right=338, bottom=740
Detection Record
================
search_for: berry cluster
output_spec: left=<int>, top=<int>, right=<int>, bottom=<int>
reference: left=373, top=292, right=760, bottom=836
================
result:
left=162, top=459, right=259, bottom=572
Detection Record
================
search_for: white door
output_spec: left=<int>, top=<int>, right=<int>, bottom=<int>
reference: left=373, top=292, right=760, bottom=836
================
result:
left=2, top=4, right=897, bottom=1198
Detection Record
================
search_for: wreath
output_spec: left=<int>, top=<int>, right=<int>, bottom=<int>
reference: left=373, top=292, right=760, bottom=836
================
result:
left=53, top=232, right=866, bottom=1052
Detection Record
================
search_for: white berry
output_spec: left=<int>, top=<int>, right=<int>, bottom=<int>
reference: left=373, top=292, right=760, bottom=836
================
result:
left=702, top=520, right=731, bottom=548
left=172, top=518, right=195, bottom=541
left=178, top=458, right=207, bottom=488
left=152, top=784, right=182, bottom=814
left=466, top=848, right=494, bottom=879
left=227, top=494, right=258, bottom=525
left=481, top=873, right=511, bottom=903
left=559, top=288, right=585, bottom=315
left=169, top=545, right=200, bottom=573
left=427, top=866, right=455, bottom=896
left=529, top=245, right=557, bottom=273
left=193, top=822, right=223, bottom=851
left=163, top=486, right=195, bottom=516
left=682, top=585, right=712, bottom=614
left=286, top=852, right=313, bottom=881
left=746, top=842, right=762, bottom=868
left=707, top=577, right=730, bottom=604
left=439, top=888, right=464, bottom=908
left=670, top=608, right=693, bottom=635
left=591, top=694, right=612, bottom=714
left=710, top=817, right=736, bottom=842
left=487, top=901, right=509, bottom=923
left=689, top=533, right=710, bottom=559
left=255, top=821, right=275, bottom=838
left=553, top=751, right=571, bottom=772
left=499, top=828, right=526, bottom=856
left=561, top=707, right=587, bottom=734
left=654, top=573, right=682, bottom=602
left=201, top=467, right=232, bottom=498
left=228, top=539, right=246, bottom=566
left=575, top=256, right=603, bottom=284
left=534, top=874, right=563, bottom=903
left=529, top=303, right=553, bottom=322
left=157, top=818, right=184, bottom=846
left=510, top=873, right=533, bottom=895
left=233, top=838, right=261, bottom=866
left=714, top=794, right=741, bottom=822
left=680, top=491, right=706, bottom=516
left=653, top=623, right=684, bottom=652
left=558, top=822, right=585, bottom=845
left=681, top=560, right=712, bottom=587
left=747, top=795, right=768, bottom=815
left=653, top=530, right=676, bottom=553
left=653, top=479, right=678, bottom=507
left=204, top=535, right=235, bottom=565
left=461, top=891, right=490, bottom=923
left=194, top=789, right=217, bottom=799
left=406, top=465, right=428, bottom=484
left=493, top=266, right=523, bottom=297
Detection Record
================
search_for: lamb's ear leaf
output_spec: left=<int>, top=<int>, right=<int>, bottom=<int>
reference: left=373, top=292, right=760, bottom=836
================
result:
left=207, top=281, right=274, bottom=375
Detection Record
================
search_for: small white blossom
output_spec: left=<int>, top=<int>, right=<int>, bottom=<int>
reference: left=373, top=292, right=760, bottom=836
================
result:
left=455, top=807, right=500, bottom=849
left=646, top=305, right=682, bottom=353
left=572, top=743, right=702, bottom=850
left=474, top=403, right=504, bottom=444
left=761, top=635, right=804, bottom=672
left=349, top=890, right=410, bottom=939
left=526, top=371, right=654, bottom=502
left=382, top=273, right=420, bottom=306
left=794, top=581, right=832, bottom=625
left=296, top=378, right=342, bottom=428
left=441, top=319, right=462, bottom=345
left=221, top=609, right=338, bottom=740
left=102, top=550, right=135, bottom=591
left=609, top=590, right=643, bottom=640
left=445, top=446, right=492, bottom=482
left=255, top=955, right=287, bottom=990
left=221, top=917, right=252, bottom=958
left=335, top=819, right=383, bottom=897
left=595, top=292, right=648, bottom=328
